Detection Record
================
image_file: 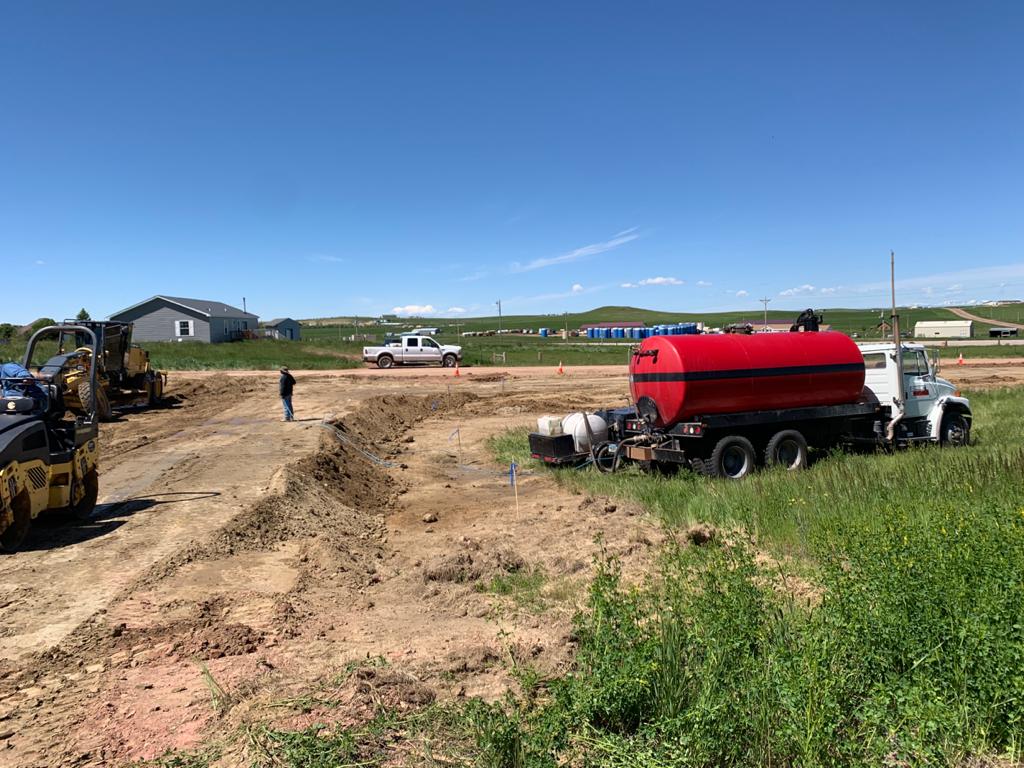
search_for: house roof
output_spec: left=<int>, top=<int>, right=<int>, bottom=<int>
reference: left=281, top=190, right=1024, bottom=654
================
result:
left=111, top=295, right=258, bottom=319
left=264, top=318, right=296, bottom=326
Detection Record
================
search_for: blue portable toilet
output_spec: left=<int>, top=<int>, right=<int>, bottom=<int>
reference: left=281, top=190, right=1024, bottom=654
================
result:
left=539, top=328, right=548, bottom=337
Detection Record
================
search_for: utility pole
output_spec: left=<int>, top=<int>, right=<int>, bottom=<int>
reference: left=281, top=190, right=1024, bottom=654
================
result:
left=496, top=300, right=502, bottom=333
left=759, top=297, right=771, bottom=330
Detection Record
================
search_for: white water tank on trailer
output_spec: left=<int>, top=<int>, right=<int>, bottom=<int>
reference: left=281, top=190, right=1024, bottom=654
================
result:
left=536, top=416, right=563, bottom=436
left=562, top=412, right=608, bottom=452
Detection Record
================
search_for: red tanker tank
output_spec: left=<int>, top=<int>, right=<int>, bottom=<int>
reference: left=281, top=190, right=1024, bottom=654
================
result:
left=629, top=332, right=866, bottom=427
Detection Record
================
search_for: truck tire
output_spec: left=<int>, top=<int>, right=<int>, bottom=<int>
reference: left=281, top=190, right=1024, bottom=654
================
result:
left=0, top=491, right=32, bottom=552
left=78, top=380, right=113, bottom=421
left=69, top=469, right=99, bottom=521
left=764, top=430, right=809, bottom=471
left=940, top=412, right=970, bottom=446
left=377, top=355, right=394, bottom=370
left=707, top=435, right=756, bottom=480
left=442, top=354, right=457, bottom=368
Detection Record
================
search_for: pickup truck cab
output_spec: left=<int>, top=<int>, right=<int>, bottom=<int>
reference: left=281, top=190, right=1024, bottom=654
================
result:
left=362, top=335, right=463, bottom=369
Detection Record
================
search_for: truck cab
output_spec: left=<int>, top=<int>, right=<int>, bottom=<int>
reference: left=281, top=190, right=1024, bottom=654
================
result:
left=858, top=342, right=972, bottom=444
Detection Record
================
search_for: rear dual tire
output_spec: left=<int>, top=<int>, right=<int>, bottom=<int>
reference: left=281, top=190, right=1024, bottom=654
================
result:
left=764, top=430, right=809, bottom=471
left=704, top=435, right=757, bottom=480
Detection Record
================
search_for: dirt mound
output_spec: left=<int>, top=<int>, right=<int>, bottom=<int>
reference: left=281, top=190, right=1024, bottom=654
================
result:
left=423, top=539, right=526, bottom=584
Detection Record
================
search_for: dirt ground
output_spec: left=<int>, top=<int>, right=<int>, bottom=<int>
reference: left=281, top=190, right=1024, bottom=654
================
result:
left=0, top=360, right=1019, bottom=766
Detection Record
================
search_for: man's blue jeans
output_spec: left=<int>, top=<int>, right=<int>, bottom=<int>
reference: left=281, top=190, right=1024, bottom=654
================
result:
left=282, top=396, right=294, bottom=421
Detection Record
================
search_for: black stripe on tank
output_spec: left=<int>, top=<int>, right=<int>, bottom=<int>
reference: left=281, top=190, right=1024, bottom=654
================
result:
left=630, top=361, right=864, bottom=384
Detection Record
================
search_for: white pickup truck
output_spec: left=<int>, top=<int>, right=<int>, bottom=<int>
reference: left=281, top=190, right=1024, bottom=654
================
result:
left=362, top=335, right=463, bottom=369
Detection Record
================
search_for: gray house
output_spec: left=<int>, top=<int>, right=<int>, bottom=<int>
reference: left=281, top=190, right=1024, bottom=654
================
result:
left=263, top=318, right=301, bottom=341
left=109, top=296, right=259, bottom=343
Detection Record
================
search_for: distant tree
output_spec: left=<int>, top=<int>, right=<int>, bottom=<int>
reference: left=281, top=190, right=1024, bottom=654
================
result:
left=23, top=318, right=57, bottom=338
left=76, top=308, right=91, bottom=321
left=0, top=323, right=16, bottom=344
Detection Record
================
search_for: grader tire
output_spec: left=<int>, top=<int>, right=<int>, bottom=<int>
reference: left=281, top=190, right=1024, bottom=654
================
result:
left=79, top=380, right=113, bottom=421
left=0, top=492, right=32, bottom=552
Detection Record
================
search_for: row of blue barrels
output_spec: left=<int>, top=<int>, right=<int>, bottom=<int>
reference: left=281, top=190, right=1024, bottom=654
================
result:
left=585, top=324, right=699, bottom=339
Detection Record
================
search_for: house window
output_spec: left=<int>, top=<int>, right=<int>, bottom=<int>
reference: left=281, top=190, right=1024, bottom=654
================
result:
left=177, top=320, right=194, bottom=337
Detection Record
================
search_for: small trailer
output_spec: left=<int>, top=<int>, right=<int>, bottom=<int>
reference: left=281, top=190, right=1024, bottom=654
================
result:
left=530, top=325, right=972, bottom=479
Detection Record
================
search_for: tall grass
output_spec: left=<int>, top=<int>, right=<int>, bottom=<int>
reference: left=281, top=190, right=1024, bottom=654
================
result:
left=476, top=387, right=1024, bottom=765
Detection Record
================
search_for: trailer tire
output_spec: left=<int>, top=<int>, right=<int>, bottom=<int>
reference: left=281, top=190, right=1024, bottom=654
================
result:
left=707, top=435, right=757, bottom=480
left=940, top=412, right=970, bottom=447
left=376, top=355, right=394, bottom=370
left=764, top=430, right=809, bottom=471
left=0, top=491, right=32, bottom=552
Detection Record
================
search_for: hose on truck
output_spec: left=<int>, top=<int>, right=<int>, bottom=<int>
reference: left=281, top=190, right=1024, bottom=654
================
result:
left=593, top=434, right=648, bottom=474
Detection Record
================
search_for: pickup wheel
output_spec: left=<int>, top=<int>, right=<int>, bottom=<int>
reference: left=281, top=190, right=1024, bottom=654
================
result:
left=376, top=355, right=395, bottom=370
left=707, top=435, right=756, bottom=480
left=764, top=430, right=809, bottom=471
left=940, top=412, right=970, bottom=446
left=442, top=354, right=457, bottom=368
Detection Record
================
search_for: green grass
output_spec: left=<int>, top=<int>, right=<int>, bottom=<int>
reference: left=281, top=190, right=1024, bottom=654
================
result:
left=476, top=567, right=549, bottom=612
left=144, top=339, right=363, bottom=370
left=474, top=386, right=1024, bottom=766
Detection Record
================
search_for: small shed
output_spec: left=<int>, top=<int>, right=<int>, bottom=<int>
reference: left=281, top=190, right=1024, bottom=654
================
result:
left=914, top=320, right=973, bottom=339
left=263, top=318, right=301, bottom=341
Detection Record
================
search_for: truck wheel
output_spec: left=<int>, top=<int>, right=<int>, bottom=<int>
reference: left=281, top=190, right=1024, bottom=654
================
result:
left=442, top=354, right=457, bottom=368
left=78, top=380, right=113, bottom=421
left=377, top=355, right=394, bottom=369
left=940, top=412, right=970, bottom=446
left=70, top=469, right=99, bottom=520
left=707, top=435, right=756, bottom=480
left=0, top=492, right=32, bottom=552
left=764, top=430, right=809, bottom=471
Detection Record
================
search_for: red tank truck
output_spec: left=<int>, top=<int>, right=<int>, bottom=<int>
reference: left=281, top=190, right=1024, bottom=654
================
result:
left=528, top=312, right=972, bottom=479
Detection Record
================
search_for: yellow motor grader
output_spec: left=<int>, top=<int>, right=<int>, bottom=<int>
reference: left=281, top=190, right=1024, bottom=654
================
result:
left=1, top=324, right=101, bottom=551
left=44, top=321, right=165, bottom=421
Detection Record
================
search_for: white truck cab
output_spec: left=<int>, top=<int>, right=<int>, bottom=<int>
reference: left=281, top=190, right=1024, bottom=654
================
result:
left=858, top=342, right=972, bottom=444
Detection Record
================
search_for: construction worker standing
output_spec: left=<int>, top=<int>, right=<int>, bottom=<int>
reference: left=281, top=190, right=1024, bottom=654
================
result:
left=279, top=366, right=296, bottom=421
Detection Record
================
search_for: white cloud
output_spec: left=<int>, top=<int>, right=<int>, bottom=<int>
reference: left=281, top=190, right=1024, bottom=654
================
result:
left=639, top=276, right=683, bottom=286
left=571, top=283, right=584, bottom=294
left=947, top=283, right=963, bottom=292
left=697, top=280, right=712, bottom=287
left=510, top=228, right=639, bottom=272
left=391, top=304, right=436, bottom=316
left=819, top=287, right=838, bottom=295
left=35, top=259, right=45, bottom=266
left=779, top=284, right=815, bottom=297
left=621, top=276, right=683, bottom=288
left=735, top=290, right=749, bottom=298
left=446, top=306, right=467, bottom=314
left=459, top=270, right=488, bottom=282
left=309, top=253, right=345, bottom=263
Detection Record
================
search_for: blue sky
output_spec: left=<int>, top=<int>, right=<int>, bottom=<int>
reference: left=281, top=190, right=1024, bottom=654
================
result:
left=3, top=1, right=1022, bottom=324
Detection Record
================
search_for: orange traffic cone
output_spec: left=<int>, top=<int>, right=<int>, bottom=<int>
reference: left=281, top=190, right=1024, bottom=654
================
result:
left=957, top=352, right=964, bottom=366
left=557, top=361, right=565, bottom=375
left=454, top=363, right=461, bottom=377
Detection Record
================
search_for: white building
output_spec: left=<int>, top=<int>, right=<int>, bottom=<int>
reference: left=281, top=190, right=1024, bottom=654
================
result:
left=914, top=320, right=973, bottom=339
